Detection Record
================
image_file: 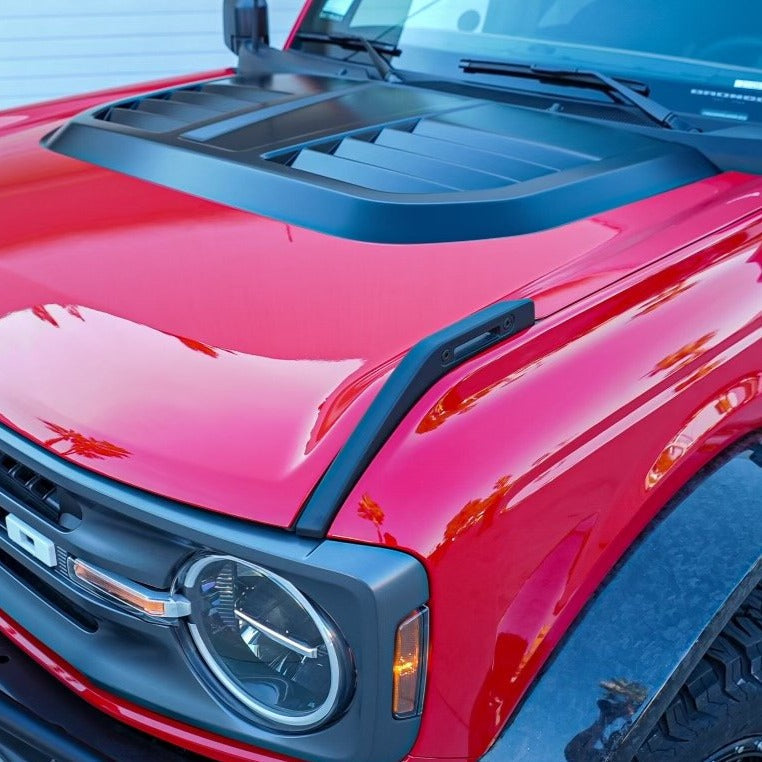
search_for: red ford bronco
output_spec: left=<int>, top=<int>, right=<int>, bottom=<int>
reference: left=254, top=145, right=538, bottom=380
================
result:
left=0, top=2, right=761, bottom=761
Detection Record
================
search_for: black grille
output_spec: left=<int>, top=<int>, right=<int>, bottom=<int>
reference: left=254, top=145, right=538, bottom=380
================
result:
left=55, top=545, right=70, bottom=577
left=0, top=450, right=60, bottom=523
left=94, top=80, right=292, bottom=133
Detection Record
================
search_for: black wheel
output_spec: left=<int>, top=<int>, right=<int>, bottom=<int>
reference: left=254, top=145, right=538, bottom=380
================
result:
left=635, top=586, right=762, bottom=762
left=708, top=737, right=762, bottom=760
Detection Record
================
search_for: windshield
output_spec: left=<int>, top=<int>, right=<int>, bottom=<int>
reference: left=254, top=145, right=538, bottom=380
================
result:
left=296, top=0, right=762, bottom=125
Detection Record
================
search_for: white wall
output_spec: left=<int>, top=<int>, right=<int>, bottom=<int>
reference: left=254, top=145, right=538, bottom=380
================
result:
left=0, top=1, right=305, bottom=111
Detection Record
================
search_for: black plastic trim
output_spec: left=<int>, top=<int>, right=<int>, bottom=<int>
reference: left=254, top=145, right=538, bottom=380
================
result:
left=0, top=692, right=109, bottom=762
left=295, top=299, right=535, bottom=537
left=483, top=433, right=762, bottom=762
left=43, top=70, right=719, bottom=244
left=0, top=422, right=429, bottom=762
left=0, top=633, right=199, bottom=761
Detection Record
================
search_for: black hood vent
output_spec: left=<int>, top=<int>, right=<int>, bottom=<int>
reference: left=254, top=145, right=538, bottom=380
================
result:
left=45, top=72, right=718, bottom=244
left=283, top=114, right=587, bottom=194
left=95, top=81, right=295, bottom=133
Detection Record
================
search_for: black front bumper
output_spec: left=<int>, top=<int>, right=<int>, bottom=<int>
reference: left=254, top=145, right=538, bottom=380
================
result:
left=0, top=633, right=200, bottom=762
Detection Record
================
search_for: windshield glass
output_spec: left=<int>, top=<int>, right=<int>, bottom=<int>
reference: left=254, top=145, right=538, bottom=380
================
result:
left=297, top=0, right=762, bottom=124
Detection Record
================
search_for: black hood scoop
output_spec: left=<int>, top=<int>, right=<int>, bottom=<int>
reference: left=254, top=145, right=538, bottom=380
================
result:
left=45, top=72, right=717, bottom=243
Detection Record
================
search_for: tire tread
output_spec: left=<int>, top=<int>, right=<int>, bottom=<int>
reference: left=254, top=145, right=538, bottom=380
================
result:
left=634, top=583, right=762, bottom=761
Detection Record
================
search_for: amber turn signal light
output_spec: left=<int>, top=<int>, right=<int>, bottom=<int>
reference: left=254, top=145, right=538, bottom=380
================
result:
left=392, top=608, right=429, bottom=719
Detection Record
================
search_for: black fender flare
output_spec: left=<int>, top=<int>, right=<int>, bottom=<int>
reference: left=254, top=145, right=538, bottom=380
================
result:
left=483, top=433, right=762, bottom=762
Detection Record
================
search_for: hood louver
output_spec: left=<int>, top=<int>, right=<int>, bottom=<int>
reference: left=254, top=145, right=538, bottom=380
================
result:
left=284, top=116, right=587, bottom=194
left=45, top=74, right=718, bottom=243
left=95, top=81, right=293, bottom=133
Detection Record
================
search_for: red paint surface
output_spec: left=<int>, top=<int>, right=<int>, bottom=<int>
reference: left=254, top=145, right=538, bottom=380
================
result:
left=1, top=82, right=760, bottom=530
left=332, top=214, right=762, bottom=758
left=1, top=75, right=762, bottom=762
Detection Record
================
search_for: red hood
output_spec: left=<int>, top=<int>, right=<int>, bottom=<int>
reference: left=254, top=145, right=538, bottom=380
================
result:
left=1, top=76, right=759, bottom=528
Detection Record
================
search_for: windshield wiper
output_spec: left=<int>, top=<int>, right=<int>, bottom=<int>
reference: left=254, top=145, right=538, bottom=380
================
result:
left=294, top=31, right=404, bottom=83
left=460, top=59, right=698, bottom=132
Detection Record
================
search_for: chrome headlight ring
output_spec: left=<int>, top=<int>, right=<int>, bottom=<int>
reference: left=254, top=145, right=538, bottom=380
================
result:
left=181, top=554, right=354, bottom=732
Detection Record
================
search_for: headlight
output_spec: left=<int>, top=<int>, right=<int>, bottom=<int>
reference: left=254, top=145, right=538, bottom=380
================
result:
left=182, top=555, right=353, bottom=730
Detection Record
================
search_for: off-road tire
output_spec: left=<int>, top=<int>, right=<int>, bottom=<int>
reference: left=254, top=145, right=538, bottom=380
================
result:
left=634, top=585, right=762, bottom=761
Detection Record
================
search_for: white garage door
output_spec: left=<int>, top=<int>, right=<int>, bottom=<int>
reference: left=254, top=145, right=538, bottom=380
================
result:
left=0, top=0, right=305, bottom=110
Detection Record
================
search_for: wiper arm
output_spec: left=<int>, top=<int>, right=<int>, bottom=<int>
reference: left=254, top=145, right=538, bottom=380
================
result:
left=294, top=32, right=404, bottom=83
left=460, top=59, right=698, bottom=132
